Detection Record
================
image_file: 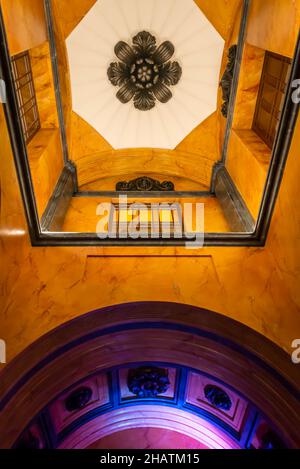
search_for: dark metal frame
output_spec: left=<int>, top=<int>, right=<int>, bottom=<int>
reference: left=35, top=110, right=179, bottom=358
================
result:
left=44, top=0, right=71, bottom=167
left=0, top=0, right=299, bottom=246
left=217, top=0, right=251, bottom=167
left=214, top=164, right=255, bottom=232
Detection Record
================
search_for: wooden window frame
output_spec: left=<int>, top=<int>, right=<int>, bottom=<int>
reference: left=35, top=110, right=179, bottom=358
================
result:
left=253, top=51, right=292, bottom=149
left=11, top=51, right=40, bottom=144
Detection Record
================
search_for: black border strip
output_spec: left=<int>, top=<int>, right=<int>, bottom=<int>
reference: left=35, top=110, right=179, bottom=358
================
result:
left=44, top=0, right=70, bottom=167
left=218, top=0, right=251, bottom=167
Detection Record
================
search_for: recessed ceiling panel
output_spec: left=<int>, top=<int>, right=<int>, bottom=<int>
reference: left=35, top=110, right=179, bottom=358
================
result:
left=67, top=0, right=225, bottom=149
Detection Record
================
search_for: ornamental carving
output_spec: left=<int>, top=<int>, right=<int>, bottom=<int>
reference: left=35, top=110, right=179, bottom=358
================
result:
left=204, top=384, right=232, bottom=411
left=219, top=44, right=237, bottom=118
left=116, top=176, right=175, bottom=192
left=127, top=366, right=170, bottom=398
left=65, top=386, right=93, bottom=412
left=108, top=31, right=182, bottom=111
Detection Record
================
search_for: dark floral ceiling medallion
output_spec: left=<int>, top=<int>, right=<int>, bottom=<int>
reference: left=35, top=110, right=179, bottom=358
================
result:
left=108, top=31, right=182, bottom=111
left=65, top=386, right=93, bottom=412
left=219, top=44, right=237, bottom=118
left=128, top=366, right=170, bottom=398
left=204, top=384, right=232, bottom=411
left=116, top=176, right=174, bottom=192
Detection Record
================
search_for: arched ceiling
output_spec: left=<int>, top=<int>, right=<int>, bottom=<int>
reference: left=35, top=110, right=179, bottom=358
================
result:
left=1, top=303, right=299, bottom=449
left=56, top=0, right=242, bottom=42
left=50, top=0, right=243, bottom=189
left=66, top=0, right=224, bottom=149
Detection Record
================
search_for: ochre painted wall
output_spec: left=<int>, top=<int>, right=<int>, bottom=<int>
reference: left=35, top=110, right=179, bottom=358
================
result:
left=0, top=103, right=300, bottom=365
left=194, top=0, right=242, bottom=40
left=0, top=0, right=47, bottom=55
left=247, top=0, right=300, bottom=58
left=27, top=129, right=64, bottom=217
left=0, top=0, right=300, bottom=368
left=61, top=195, right=230, bottom=233
left=70, top=112, right=221, bottom=190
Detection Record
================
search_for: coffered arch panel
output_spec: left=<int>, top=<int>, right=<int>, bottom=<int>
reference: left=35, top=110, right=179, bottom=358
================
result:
left=0, top=303, right=299, bottom=449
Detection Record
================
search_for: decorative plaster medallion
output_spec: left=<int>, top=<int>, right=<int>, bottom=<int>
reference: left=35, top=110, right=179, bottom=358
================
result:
left=65, top=387, right=93, bottom=412
left=127, top=366, right=170, bottom=398
left=204, top=384, right=232, bottom=411
left=67, top=0, right=225, bottom=149
left=116, top=176, right=174, bottom=191
left=107, top=31, right=182, bottom=111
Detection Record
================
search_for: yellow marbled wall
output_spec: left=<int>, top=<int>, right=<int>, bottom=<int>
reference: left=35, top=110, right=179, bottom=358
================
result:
left=70, top=114, right=220, bottom=190
left=0, top=2, right=64, bottom=219
left=0, top=0, right=300, bottom=371
left=28, top=40, right=65, bottom=216
left=54, top=0, right=97, bottom=38
left=70, top=108, right=223, bottom=189
left=194, top=0, right=242, bottom=40
left=232, top=43, right=265, bottom=130
left=76, top=148, right=215, bottom=189
left=30, top=42, right=59, bottom=130
left=226, top=129, right=270, bottom=219
left=1, top=100, right=300, bottom=365
left=62, top=195, right=230, bottom=233
left=0, top=0, right=47, bottom=55
left=70, top=112, right=113, bottom=160
left=176, top=112, right=221, bottom=166
left=56, top=0, right=242, bottom=42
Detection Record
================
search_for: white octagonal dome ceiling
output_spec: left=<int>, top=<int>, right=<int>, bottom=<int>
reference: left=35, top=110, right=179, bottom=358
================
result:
left=67, top=0, right=225, bottom=150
